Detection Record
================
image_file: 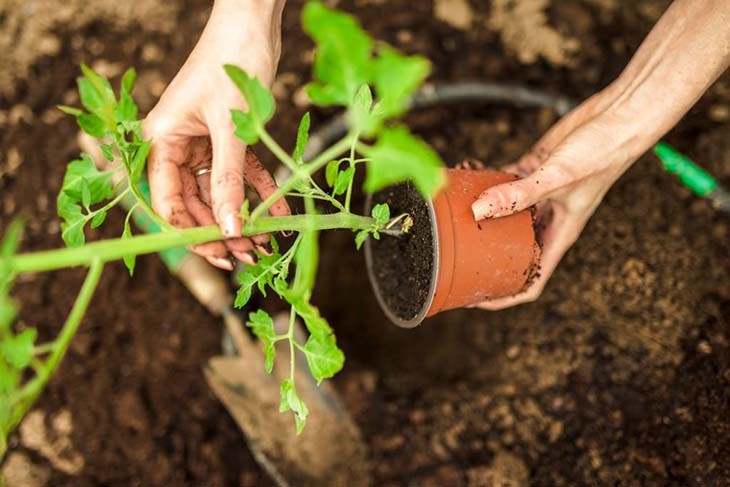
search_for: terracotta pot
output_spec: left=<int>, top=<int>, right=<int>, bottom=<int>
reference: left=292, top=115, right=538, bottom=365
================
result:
left=365, top=167, right=540, bottom=328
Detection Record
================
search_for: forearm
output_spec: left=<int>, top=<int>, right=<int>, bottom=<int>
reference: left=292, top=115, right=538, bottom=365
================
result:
left=607, top=0, right=730, bottom=156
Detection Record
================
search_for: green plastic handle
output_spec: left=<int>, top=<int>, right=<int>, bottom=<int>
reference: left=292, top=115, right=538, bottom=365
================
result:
left=653, top=142, right=718, bottom=197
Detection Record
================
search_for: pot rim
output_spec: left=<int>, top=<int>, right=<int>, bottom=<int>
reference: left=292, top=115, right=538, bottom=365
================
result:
left=364, top=187, right=439, bottom=329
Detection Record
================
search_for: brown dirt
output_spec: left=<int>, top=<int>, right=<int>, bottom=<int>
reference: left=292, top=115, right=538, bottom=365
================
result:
left=2, top=0, right=730, bottom=485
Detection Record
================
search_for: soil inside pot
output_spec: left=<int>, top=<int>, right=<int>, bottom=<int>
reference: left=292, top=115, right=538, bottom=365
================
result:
left=369, top=182, right=434, bottom=321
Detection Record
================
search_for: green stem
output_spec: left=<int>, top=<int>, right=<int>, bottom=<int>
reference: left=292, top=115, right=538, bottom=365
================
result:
left=250, top=134, right=356, bottom=221
left=344, top=133, right=359, bottom=211
left=7, top=259, right=103, bottom=431
left=259, top=130, right=298, bottom=172
left=288, top=306, right=297, bottom=386
left=9, top=213, right=374, bottom=273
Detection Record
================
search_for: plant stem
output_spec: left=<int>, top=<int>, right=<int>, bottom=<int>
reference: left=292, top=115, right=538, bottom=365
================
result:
left=288, top=306, right=297, bottom=386
left=344, top=133, right=358, bottom=211
left=9, top=213, right=374, bottom=273
left=7, top=259, right=103, bottom=431
left=250, top=134, right=356, bottom=221
left=259, top=130, right=298, bottom=172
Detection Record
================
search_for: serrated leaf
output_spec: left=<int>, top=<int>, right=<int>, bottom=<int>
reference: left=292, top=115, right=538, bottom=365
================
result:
left=77, top=113, right=106, bottom=138
left=371, top=203, right=390, bottom=226
left=122, top=216, right=135, bottom=276
left=1, top=328, right=37, bottom=369
left=302, top=2, right=373, bottom=107
left=303, top=332, right=344, bottom=384
left=246, top=309, right=276, bottom=373
left=81, top=178, right=91, bottom=209
left=90, top=210, right=107, bottom=229
left=121, top=67, right=137, bottom=95
left=58, top=154, right=114, bottom=247
left=293, top=112, right=310, bottom=164
left=373, top=47, right=430, bottom=118
left=325, top=160, right=340, bottom=187
left=100, top=143, right=115, bottom=162
left=234, top=271, right=256, bottom=308
left=294, top=300, right=332, bottom=338
left=129, top=140, right=151, bottom=183
left=279, top=379, right=309, bottom=434
left=363, top=126, right=445, bottom=198
left=115, top=91, right=138, bottom=122
left=350, top=84, right=376, bottom=133
left=77, top=77, right=106, bottom=115
left=333, top=166, right=354, bottom=195
left=355, top=230, right=369, bottom=250
left=225, top=65, right=275, bottom=144
left=57, top=105, right=83, bottom=117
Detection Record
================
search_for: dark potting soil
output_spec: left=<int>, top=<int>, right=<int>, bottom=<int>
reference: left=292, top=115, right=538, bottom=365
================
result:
left=369, top=182, right=434, bottom=322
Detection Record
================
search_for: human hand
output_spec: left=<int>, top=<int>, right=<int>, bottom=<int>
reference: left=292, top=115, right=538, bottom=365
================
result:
left=144, top=0, right=289, bottom=270
left=471, top=0, right=730, bottom=309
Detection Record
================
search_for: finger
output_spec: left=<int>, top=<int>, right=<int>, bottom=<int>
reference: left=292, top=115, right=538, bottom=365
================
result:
left=180, top=169, right=255, bottom=264
left=210, top=121, right=248, bottom=239
left=244, top=149, right=291, bottom=246
left=475, top=205, right=583, bottom=310
left=472, top=163, right=572, bottom=220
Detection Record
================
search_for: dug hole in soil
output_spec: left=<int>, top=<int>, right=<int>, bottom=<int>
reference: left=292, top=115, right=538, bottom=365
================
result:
left=1, top=0, right=730, bottom=486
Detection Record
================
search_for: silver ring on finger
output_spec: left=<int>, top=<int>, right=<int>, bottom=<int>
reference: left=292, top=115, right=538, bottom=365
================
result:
left=194, top=166, right=212, bottom=177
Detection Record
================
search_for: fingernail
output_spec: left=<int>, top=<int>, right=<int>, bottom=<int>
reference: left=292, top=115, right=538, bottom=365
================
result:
left=232, top=251, right=256, bottom=265
left=207, top=256, right=234, bottom=271
left=280, top=230, right=293, bottom=237
left=223, top=213, right=238, bottom=238
left=255, top=243, right=273, bottom=256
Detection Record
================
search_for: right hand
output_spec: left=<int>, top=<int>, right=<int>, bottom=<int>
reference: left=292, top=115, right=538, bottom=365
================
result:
left=144, top=0, right=289, bottom=270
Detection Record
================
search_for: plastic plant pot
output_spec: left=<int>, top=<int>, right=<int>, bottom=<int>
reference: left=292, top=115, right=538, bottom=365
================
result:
left=365, top=166, right=541, bottom=328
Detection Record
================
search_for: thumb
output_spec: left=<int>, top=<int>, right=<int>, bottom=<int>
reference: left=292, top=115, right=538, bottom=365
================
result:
left=210, top=120, right=248, bottom=238
left=471, top=164, right=567, bottom=220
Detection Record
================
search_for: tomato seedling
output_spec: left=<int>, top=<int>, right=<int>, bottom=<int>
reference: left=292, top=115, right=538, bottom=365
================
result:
left=0, top=1, right=445, bottom=452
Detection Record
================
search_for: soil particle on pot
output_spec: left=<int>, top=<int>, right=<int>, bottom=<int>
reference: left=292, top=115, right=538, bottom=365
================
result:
left=369, top=182, right=434, bottom=321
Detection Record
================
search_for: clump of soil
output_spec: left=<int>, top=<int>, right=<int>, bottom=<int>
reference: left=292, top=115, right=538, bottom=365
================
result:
left=368, top=182, right=434, bottom=323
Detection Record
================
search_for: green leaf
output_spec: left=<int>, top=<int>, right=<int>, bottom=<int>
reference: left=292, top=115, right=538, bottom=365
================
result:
left=77, top=113, right=106, bottom=138
left=302, top=2, right=373, bottom=107
left=325, top=160, right=340, bottom=187
left=121, top=67, right=137, bottom=95
left=90, top=210, right=107, bottom=229
left=77, top=77, right=106, bottom=115
left=246, top=309, right=277, bottom=373
left=373, top=47, right=430, bottom=118
left=57, top=105, right=82, bottom=117
left=1, top=328, right=37, bottom=369
left=294, top=300, right=332, bottom=338
left=355, top=230, right=369, bottom=250
left=58, top=154, right=114, bottom=247
left=225, top=65, right=275, bottom=144
left=100, top=143, right=115, bottom=162
left=371, top=203, right=390, bottom=226
left=363, top=126, right=445, bottom=198
left=115, top=91, right=138, bottom=122
left=293, top=112, right=310, bottom=164
left=121, top=216, right=135, bottom=276
left=333, top=166, right=354, bottom=196
left=234, top=271, right=256, bottom=308
left=350, top=84, right=376, bottom=133
left=81, top=178, right=91, bottom=209
left=279, top=379, right=309, bottom=434
left=303, top=332, right=344, bottom=384
left=129, top=140, right=151, bottom=183
left=0, top=360, right=19, bottom=394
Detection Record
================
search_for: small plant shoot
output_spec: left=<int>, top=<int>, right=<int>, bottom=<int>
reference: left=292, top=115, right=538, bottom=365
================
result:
left=0, top=0, right=445, bottom=450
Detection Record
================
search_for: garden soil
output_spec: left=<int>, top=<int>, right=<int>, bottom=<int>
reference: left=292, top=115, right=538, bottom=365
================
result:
left=1, top=0, right=729, bottom=485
